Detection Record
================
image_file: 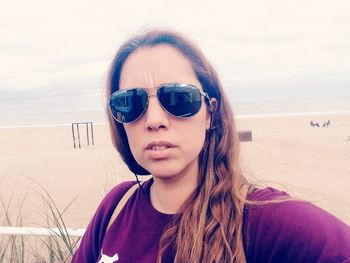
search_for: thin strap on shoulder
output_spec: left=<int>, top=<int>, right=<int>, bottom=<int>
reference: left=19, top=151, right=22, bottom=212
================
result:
left=105, top=182, right=142, bottom=233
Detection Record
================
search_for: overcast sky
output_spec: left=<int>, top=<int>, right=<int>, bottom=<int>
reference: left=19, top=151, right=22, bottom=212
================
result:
left=1, top=0, right=349, bottom=114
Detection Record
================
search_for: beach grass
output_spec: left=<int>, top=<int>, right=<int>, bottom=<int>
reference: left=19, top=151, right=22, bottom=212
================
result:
left=0, top=180, right=80, bottom=262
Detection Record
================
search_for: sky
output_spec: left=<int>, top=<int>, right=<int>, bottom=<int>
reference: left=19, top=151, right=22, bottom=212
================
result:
left=0, top=0, right=349, bottom=118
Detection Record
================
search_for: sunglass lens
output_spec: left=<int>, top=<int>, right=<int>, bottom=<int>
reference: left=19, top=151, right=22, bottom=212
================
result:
left=110, top=89, right=148, bottom=123
left=158, top=84, right=202, bottom=117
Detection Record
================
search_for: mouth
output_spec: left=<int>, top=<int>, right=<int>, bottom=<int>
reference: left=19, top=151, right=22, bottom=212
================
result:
left=149, top=145, right=173, bottom=151
left=146, top=141, right=176, bottom=150
left=145, top=141, right=176, bottom=159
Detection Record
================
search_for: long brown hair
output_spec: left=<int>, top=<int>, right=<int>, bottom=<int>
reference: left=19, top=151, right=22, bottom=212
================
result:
left=106, top=29, right=250, bottom=263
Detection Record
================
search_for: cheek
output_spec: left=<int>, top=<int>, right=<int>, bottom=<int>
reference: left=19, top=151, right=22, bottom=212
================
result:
left=181, top=118, right=208, bottom=152
left=124, top=125, right=143, bottom=159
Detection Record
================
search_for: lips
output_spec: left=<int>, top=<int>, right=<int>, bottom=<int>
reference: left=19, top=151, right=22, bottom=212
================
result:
left=145, top=141, right=176, bottom=150
left=145, top=141, right=176, bottom=159
left=150, top=145, right=170, bottom=151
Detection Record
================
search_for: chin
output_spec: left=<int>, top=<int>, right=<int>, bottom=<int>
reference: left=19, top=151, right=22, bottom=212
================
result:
left=150, top=170, right=177, bottom=180
left=147, top=166, right=182, bottom=180
left=141, top=158, right=199, bottom=181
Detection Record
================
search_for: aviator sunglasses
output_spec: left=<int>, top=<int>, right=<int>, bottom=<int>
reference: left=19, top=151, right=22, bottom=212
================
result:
left=109, top=83, right=211, bottom=124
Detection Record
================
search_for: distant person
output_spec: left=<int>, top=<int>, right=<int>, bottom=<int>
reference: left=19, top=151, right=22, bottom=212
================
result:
left=310, top=120, right=320, bottom=127
left=323, top=119, right=331, bottom=127
left=73, top=29, right=350, bottom=262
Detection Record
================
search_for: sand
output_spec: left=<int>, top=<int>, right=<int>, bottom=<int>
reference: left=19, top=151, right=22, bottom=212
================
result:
left=237, top=114, right=350, bottom=225
left=0, top=113, right=349, bottom=230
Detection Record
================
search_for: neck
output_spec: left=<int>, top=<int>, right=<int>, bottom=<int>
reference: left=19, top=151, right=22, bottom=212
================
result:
left=150, top=173, right=197, bottom=214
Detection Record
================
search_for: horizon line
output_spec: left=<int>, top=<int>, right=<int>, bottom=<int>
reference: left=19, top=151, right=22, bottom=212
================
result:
left=1, top=110, right=350, bottom=129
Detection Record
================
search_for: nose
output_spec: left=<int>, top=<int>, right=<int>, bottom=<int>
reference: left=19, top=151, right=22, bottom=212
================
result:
left=144, top=95, right=169, bottom=131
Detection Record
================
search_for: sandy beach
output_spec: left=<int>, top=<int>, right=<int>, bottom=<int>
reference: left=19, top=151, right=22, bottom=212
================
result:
left=0, top=113, right=349, bottom=231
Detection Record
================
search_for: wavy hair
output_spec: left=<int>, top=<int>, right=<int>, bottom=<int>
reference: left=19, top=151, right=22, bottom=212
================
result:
left=106, top=29, right=250, bottom=263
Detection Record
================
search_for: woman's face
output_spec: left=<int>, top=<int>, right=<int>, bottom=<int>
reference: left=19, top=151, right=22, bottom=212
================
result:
left=119, top=44, right=211, bottom=181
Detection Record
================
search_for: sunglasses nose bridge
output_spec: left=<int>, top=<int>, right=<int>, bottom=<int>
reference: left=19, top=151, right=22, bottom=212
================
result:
left=146, top=92, right=163, bottom=111
left=143, top=93, right=170, bottom=130
left=147, top=93, right=164, bottom=109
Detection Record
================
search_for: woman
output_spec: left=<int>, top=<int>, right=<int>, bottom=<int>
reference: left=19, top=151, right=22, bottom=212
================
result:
left=73, top=29, right=350, bottom=263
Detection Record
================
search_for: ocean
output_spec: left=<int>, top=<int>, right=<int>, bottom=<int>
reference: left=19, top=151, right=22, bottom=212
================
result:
left=1, top=95, right=349, bottom=128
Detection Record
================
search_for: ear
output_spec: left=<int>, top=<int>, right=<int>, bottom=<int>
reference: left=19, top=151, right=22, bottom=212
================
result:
left=205, top=98, right=217, bottom=129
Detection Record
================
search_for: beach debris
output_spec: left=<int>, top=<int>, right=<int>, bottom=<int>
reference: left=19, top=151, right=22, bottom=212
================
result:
left=71, top=122, right=94, bottom=149
left=238, top=130, right=252, bottom=142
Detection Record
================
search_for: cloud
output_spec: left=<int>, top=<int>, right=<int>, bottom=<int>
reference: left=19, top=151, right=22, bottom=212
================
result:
left=0, top=0, right=349, bottom=114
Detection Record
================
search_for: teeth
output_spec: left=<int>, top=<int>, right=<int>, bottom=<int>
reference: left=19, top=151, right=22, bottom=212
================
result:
left=151, top=145, right=168, bottom=150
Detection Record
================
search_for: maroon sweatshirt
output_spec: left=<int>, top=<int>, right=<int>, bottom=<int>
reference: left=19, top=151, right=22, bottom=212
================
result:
left=72, top=179, right=350, bottom=262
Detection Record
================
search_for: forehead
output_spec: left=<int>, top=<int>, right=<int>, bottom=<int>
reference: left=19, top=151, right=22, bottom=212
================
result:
left=119, top=44, right=200, bottom=89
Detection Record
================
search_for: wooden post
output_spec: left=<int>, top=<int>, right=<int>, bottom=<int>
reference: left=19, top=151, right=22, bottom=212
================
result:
left=90, top=122, right=94, bottom=145
left=86, top=122, right=89, bottom=145
left=77, top=123, right=81, bottom=148
left=71, top=122, right=95, bottom=148
left=72, top=123, right=76, bottom=149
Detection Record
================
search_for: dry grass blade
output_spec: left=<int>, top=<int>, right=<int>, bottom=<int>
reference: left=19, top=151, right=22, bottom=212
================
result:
left=26, top=176, right=81, bottom=259
left=0, top=177, right=81, bottom=262
left=0, top=190, right=27, bottom=262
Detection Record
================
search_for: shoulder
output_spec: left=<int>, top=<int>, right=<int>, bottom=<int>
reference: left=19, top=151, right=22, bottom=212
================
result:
left=244, top=187, right=350, bottom=263
left=98, top=180, right=137, bottom=213
left=89, top=180, right=137, bottom=236
left=72, top=180, right=137, bottom=262
left=247, top=187, right=289, bottom=201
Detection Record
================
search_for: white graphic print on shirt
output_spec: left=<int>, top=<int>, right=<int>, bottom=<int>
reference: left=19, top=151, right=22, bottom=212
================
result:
left=97, top=249, right=119, bottom=263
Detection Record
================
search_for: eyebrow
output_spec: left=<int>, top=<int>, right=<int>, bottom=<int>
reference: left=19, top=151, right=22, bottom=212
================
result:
left=121, top=82, right=191, bottom=89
